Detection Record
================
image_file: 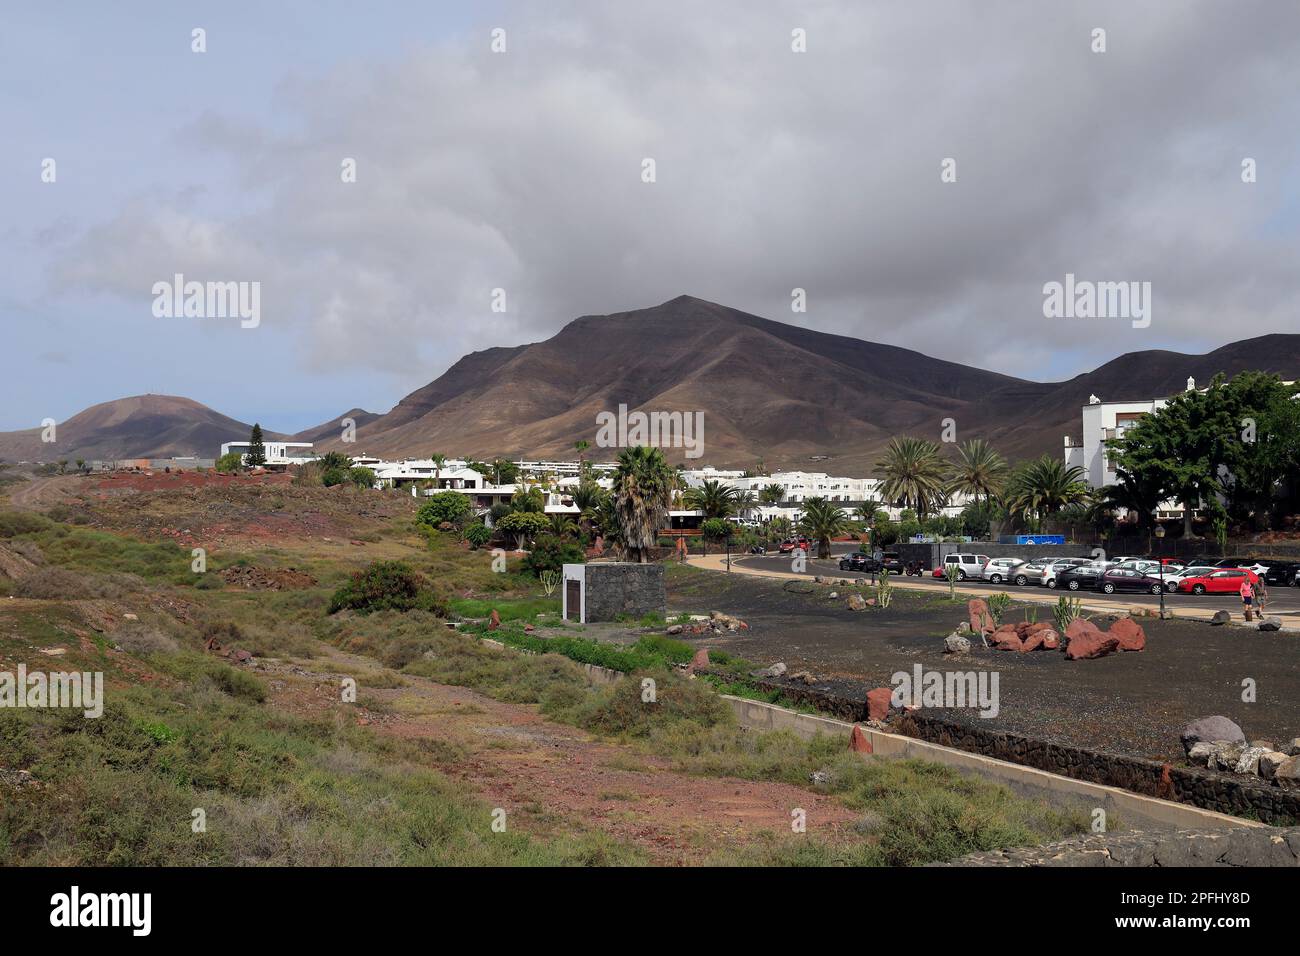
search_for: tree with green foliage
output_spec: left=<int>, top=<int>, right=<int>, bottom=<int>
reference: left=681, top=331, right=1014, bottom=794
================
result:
left=1003, top=456, right=1089, bottom=528
left=416, top=491, right=473, bottom=529
left=246, top=423, right=267, bottom=468
left=874, top=437, right=949, bottom=518
left=497, top=510, right=549, bottom=550
left=510, top=485, right=545, bottom=514
left=613, top=446, right=674, bottom=563
left=759, top=483, right=785, bottom=507
left=523, top=533, right=584, bottom=577
left=684, top=479, right=743, bottom=520
left=798, top=496, right=848, bottom=559
left=347, top=466, right=376, bottom=489
left=947, top=438, right=1008, bottom=506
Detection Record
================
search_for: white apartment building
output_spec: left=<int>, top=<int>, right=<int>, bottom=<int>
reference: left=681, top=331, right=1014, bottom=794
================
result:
left=1063, top=396, right=1170, bottom=490
left=220, top=440, right=318, bottom=467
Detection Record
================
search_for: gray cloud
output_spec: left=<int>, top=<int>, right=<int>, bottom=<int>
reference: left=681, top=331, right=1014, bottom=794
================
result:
left=47, top=0, right=1300, bottom=400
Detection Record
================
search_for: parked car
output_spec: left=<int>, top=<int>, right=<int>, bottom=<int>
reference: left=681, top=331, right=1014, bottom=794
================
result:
left=1010, top=561, right=1050, bottom=586
left=979, top=558, right=1025, bottom=584
left=1263, top=561, right=1300, bottom=587
left=938, top=553, right=991, bottom=581
left=1213, top=558, right=1272, bottom=576
left=879, top=552, right=905, bottom=574
left=1042, top=558, right=1093, bottom=588
left=1177, top=568, right=1260, bottom=595
left=839, top=552, right=883, bottom=573
left=1054, top=563, right=1107, bottom=591
left=1098, top=568, right=1167, bottom=594
left=777, top=537, right=808, bottom=555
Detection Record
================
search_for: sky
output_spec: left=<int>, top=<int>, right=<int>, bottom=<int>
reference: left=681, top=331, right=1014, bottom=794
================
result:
left=3, top=0, right=1299, bottom=432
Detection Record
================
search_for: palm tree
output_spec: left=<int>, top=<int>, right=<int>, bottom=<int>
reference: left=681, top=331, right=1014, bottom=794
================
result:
left=947, top=439, right=1008, bottom=506
left=759, top=483, right=785, bottom=507
left=612, top=446, right=674, bottom=563
left=798, top=497, right=848, bottom=559
left=571, top=479, right=607, bottom=537
left=874, top=436, right=949, bottom=518
left=548, top=513, right=578, bottom=538
left=429, top=453, right=447, bottom=488
left=574, top=440, right=590, bottom=477
left=684, top=479, right=742, bottom=520
left=1003, top=456, right=1089, bottom=527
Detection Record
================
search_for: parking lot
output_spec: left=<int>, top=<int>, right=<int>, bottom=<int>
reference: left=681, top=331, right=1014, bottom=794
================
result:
left=727, top=543, right=1300, bottom=621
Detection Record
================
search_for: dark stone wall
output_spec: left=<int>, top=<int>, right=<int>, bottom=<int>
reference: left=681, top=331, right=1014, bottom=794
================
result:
left=731, top=672, right=1300, bottom=825
left=583, top=562, right=665, bottom=622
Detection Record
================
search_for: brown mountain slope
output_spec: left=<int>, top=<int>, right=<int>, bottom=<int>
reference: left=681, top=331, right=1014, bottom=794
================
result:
left=324, top=297, right=1300, bottom=472
left=8, top=301, right=1300, bottom=471
left=315, top=296, right=1032, bottom=470
left=0, top=395, right=283, bottom=463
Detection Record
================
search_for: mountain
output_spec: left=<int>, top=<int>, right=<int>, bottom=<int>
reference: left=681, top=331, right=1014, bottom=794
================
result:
left=6, top=298, right=1300, bottom=472
left=307, top=296, right=1300, bottom=472
left=0, top=394, right=283, bottom=463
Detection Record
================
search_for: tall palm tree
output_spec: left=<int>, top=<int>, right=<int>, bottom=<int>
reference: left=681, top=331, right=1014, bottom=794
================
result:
left=574, top=440, right=590, bottom=477
left=612, top=446, right=675, bottom=563
left=947, top=439, right=1008, bottom=506
left=874, top=436, right=949, bottom=519
left=798, top=497, right=848, bottom=559
left=684, top=479, right=742, bottom=520
left=1003, top=456, right=1089, bottom=526
left=572, top=479, right=606, bottom=535
left=429, top=453, right=447, bottom=487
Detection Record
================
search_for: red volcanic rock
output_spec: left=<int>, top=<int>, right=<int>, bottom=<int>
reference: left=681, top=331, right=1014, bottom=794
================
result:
left=1039, top=628, right=1061, bottom=651
left=867, top=687, right=894, bottom=722
left=1065, top=631, right=1120, bottom=661
left=1022, top=631, right=1044, bottom=652
left=1065, top=617, right=1102, bottom=644
left=687, top=648, right=710, bottom=674
left=991, top=623, right=1024, bottom=652
left=1109, top=617, right=1147, bottom=652
left=968, top=598, right=995, bottom=635
left=850, top=724, right=874, bottom=753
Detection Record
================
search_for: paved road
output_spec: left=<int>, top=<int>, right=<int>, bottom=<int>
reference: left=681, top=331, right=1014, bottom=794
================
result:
left=702, top=550, right=1300, bottom=623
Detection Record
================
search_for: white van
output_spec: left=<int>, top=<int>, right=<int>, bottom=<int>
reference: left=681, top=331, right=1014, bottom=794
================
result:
left=941, top=553, right=991, bottom=581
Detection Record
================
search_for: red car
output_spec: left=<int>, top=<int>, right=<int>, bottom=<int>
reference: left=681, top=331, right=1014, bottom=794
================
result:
left=777, top=537, right=809, bottom=555
left=1176, top=568, right=1260, bottom=595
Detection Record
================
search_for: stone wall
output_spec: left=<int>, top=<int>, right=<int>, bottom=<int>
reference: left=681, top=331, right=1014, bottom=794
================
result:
left=896, top=712, right=1300, bottom=826
left=943, top=825, right=1300, bottom=866
left=733, top=672, right=1300, bottom=825
left=583, top=562, right=665, bottom=623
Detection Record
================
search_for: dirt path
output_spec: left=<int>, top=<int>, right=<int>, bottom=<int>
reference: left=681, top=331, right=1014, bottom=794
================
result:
left=257, top=644, right=856, bottom=865
left=4, top=475, right=85, bottom=511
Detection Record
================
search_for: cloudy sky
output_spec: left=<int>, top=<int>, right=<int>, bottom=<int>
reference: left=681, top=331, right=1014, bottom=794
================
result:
left=3, top=0, right=1299, bottom=432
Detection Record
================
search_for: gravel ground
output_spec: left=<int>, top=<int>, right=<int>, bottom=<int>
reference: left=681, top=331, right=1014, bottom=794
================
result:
left=665, top=568, right=1300, bottom=763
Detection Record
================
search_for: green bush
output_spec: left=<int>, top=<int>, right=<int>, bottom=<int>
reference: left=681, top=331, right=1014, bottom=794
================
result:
left=464, top=523, right=492, bottom=549
left=215, top=452, right=243, bottom=474
left=327, top=561, right=447, bottom=615
left=523, top=534, right=584, bottom=577
left=416, top=492, right=472, bottom=528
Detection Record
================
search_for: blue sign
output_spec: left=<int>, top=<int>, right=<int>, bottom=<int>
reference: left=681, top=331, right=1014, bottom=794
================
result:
left=1002, top=534, right=1065, bottom=546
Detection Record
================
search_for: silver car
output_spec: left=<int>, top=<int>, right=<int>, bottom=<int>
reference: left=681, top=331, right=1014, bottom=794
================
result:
left=979, top=558, right=1025, bottom=584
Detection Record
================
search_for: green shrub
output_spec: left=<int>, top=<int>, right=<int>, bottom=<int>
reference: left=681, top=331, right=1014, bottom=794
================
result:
left=464, top=523, right=492, bottom=549
left=215, top=452, right=243, bottom=474
left=327, top=561, right=447, bottom=615
left=523, top=534, right=584, bottom=577
left=416, top=492, right=472, bottom=529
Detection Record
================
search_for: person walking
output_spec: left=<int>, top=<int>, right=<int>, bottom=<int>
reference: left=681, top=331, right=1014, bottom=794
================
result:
left=1240, top=577, right=1255, bottom=621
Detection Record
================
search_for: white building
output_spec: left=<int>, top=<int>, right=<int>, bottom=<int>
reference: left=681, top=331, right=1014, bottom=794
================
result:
left=220, top=440, right=317, bottom=467
left=1063, top=395, right=1171, bottom=491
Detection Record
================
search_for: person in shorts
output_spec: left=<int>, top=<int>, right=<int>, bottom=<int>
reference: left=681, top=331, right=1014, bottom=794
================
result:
left=1240, top=578, right=1255, bottom=618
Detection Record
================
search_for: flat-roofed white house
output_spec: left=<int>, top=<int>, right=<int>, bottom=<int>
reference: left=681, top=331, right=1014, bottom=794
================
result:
left=220, top=440, right=317, bottom=468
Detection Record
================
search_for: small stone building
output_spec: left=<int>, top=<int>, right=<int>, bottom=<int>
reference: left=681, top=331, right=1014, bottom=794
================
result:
left=562, top=562, right=665, bottom=624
